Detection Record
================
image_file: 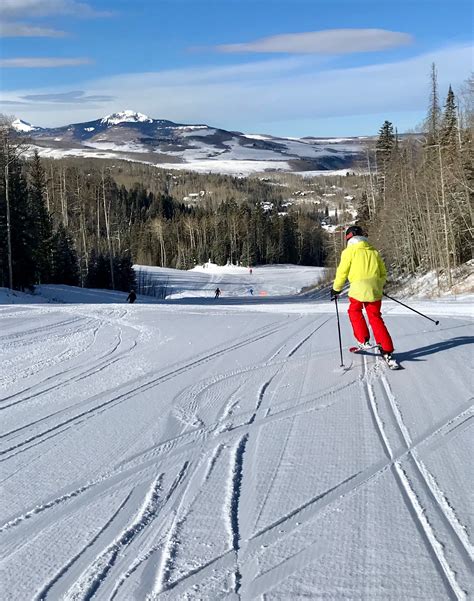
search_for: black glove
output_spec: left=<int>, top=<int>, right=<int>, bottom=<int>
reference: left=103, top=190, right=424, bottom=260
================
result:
left=330, top=288, right=340, bottom=301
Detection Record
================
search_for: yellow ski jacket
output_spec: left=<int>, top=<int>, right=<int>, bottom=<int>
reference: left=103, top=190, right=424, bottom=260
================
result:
left=333, top=238, right=387, bottom=302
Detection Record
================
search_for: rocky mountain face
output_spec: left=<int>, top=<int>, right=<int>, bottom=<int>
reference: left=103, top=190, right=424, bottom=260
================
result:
left=13, top=110, right=365, bottom=174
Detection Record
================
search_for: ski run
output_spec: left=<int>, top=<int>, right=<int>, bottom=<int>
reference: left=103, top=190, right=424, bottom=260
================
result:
left=0, top=265, right=472, bottom=600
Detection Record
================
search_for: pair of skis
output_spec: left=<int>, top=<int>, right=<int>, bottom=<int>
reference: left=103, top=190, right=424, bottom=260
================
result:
left=349, top=344, right=401, bottom=370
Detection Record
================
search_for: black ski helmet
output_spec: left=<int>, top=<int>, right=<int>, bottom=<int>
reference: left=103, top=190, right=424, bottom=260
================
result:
left=345, top=225, right=364, bottom=240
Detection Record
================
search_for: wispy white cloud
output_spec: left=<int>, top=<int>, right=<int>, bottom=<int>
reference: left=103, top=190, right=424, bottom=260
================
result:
left=0, top=0, right=111, bottom=40
left=0, top=22, right=67, bottom=37
left=0, top=57, right=93, bottom=67
left=98, top=56, right=324, bottom=87
left=0, top=0, right=111, bottom=19
left=215, top=29, right=413, bottom=54
left=22, top=90, right=114, bottom=102
left=0, top=99, right=30, bottom=105
left=2, top=43, right=471, bottom=135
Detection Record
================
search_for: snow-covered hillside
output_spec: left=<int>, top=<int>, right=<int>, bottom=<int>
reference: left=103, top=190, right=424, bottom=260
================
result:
left=11, top=118, right=40, bottom=133
left=0, top=269, right=472, bottom=600
left=16, top=110, right=364, bottom=175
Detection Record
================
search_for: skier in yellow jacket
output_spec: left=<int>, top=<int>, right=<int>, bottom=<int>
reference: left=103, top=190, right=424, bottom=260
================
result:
left=331, top=226, right=394, bottom=360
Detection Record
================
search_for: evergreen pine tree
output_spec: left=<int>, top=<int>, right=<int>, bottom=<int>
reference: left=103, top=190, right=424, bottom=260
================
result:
left=51, top=224, right=79, bottom=285
left=0, top=125, right=40, bottom=290
left=277, top=215, right=297, bottom=263
left=440, top=85, right=458, bottom=150
left=355, top=191, right=370, bottom=231
left=28, top=151, right=53, bottom=284
left=114, top=252, right=136, bottom=291
left=375, top=120, right=395, bottom=198
left=376, top=120, right=395, bottom=165
left=3, top=155, right=36, bottom=289
left=85, top=250, right=135, bottom=291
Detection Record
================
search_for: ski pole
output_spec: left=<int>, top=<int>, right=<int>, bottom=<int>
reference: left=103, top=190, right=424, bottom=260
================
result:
left=383, top=293, right=439, bottom=325
left=334, top=296, right=344, bottom=367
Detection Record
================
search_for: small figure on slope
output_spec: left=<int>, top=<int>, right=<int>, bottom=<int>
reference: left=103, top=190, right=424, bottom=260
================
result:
left=214, top=287, right=221, bottom=299
left=330, top=226, right=398, bottom=368
left=126, top=289, right=137, bottom=304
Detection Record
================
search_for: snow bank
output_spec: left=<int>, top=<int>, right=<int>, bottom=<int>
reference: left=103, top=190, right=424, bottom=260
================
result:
left=0, top=288, right=41, bottom=305
left=392, top=261, right=474, bottom=299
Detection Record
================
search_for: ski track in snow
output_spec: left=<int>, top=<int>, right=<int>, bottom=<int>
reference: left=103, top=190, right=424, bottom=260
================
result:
left=379, top=375, right=474, bottom=564
left=63, top=474, right=166, bottom=601
left=363, top=355, right=470, bottom=600
left=0, top=280, right=472, bottom=600
left=229, top=434, right=248, bottom=595
left=0, top=319, right=293, bottom=463
left=34, top=490, right=134, bottom=601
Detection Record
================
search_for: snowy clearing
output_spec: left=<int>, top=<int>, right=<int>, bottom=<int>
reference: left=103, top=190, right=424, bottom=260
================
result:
left=152, top=159, right=292, bottom=176
left=0, top=269, right=472, bottom=600
left=136, top=263, right=326, bottom=299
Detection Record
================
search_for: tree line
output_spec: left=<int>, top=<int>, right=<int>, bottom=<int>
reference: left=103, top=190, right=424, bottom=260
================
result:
left=355, top=67, right=472, bottom=287
left=0, top=140, right=80, bottom=291
left=134, top=198, right=325, bottom=269
left=0, top=129, right=327, bottom=291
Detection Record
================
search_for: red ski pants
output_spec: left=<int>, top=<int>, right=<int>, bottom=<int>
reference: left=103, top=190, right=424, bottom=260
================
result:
left=348, top=297, right=394, bottom=353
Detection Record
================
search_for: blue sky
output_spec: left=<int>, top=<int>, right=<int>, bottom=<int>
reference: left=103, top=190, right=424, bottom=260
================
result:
left=0, top=0, right=472, bottom=136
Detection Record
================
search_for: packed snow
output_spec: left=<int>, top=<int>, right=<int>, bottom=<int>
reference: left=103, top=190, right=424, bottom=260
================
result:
left=0, top=266, right=472, bottom=600
left=136, top=263, right=326, bottom=299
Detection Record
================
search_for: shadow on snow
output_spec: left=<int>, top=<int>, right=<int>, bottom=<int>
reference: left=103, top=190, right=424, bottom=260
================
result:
left=396, top=336, right=474, bottom=363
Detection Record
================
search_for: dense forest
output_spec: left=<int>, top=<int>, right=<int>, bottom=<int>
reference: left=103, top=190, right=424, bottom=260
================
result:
left=0, top=147, right=81, bottom=291
left=0, top=137, right=326, bottom=291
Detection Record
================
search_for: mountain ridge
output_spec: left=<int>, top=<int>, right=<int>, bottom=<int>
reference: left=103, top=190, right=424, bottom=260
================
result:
left=12, top=110, right=365, bottom=175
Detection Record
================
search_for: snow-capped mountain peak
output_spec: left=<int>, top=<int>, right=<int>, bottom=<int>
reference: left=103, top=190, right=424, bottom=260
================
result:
left=12, top=118, right=38, bottom=133
left=100, top=110, right=153, bottom=126
left=13, top=112, right=364, bottom=175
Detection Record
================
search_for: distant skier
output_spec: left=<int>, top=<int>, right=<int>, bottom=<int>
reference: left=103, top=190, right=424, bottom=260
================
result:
left=214, top=287, right=221, bottom=299
left=249, top=288, right=254, bottom=296
left=126, top=289, right=137, bottom=304
left=249, top=267, right=253, bottom=275
left=331, top=226, right=395, bottom=364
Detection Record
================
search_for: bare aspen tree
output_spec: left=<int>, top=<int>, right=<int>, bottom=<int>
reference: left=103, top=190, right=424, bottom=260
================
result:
left=150, top=218, right=166, bottom=266
left=96, top=187, right=101, bottom=245
left=101, top=169, right=115, bottom=289
left=58, top=167, right=69, bottom=227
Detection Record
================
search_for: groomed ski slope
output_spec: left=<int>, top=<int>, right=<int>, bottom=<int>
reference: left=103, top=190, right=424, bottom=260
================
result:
left=0, top=266, right=472, bottom=600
